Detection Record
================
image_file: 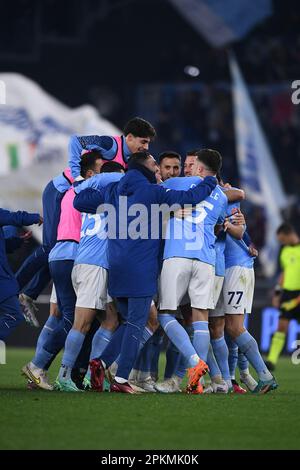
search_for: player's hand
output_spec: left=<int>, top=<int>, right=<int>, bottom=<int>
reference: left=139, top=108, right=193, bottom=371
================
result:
left=174, top=207, right=193, bottom=219
left=230, top=208, right=245, bottom=225
left=223, top=219, right=230, bottom=232
left=249, top=244, right=258, bottom=257
left=38, top=216, right=43, bottom=226
left=20, top=231, right=32, bottom=243
left=219, top=182, right=232, bottom=189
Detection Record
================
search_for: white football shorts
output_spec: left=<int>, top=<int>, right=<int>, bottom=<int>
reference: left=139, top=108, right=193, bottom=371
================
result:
left=72, top=263, right=112, bottom=310
left=159, top=257, right=215, bottom=311
left=211, top=266, right=255, bottom=316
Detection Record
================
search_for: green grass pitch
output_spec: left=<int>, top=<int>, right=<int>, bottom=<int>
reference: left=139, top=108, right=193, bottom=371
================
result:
left=0, top=348, right=300, bottom=450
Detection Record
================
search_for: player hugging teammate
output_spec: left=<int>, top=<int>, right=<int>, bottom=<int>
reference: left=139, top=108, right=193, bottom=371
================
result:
left=1, top=116, right=278, bottom=395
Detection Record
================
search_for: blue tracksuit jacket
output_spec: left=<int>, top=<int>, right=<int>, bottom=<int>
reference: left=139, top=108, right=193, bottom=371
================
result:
left=74, top=169, right=217, bottom=298
left=0, top=209, right=40, bottom=302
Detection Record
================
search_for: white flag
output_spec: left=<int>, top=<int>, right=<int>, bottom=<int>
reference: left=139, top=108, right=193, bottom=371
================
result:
left=230, top=55, right=288, bottom=277
left=169, top=0, right=272, bottom=48
left=0, top=73, right=120, bottom=242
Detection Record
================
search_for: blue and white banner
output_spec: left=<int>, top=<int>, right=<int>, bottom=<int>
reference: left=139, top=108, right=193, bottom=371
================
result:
left=0, top=73, right=119, bottom=241
left=169, top=0, right=272, bottom=48
left=230, top=55, right=288, bottom=277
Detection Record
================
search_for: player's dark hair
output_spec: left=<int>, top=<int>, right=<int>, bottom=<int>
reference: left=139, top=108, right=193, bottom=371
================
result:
left=100, top=161, right=125, bottom=173
left=186, top=149, right=200, bottom=156
left=127, top=151, right=156, bottom=183
left=276, top=223, right=296, bottom=235
left=80, top=151, right=103, bottom=178
left=127, top=151, right=151, bottom=167
left=195, top=148, right=222, bottom=174
left=158, top=151, right=182, bottom=164
left=123, top=117, right=156, bottom=139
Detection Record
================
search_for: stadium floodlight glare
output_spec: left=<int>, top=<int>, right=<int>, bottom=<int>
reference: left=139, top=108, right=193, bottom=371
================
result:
left=184, top=65, right=200, bottom=77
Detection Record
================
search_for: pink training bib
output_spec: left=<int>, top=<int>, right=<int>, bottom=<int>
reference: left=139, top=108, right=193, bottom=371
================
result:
left=57, top=188, right=81, bottom=243
left=113, top=135, right=128, bottom=168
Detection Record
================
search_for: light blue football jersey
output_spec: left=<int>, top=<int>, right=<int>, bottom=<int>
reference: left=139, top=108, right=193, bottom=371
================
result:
left=74, top=172, right=124, bottom=194
left=74, top=173, right=123, bottom=268
left=52, top=173, right=72, bottom=193
left=224, top=201, right=253, bottom=269
left=49, top=241, right=78, bottom=262
left=74, top=212, right=108, bottom=269
left=162, top=177, right=227, bottom=266
left=215, top=231, right=226, bottom=276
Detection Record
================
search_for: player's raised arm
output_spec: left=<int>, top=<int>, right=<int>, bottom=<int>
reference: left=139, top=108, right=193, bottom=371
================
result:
left=154, top=175, right=217, bottom=207
left=68, top=134, right=117, bottom=180
left=73, top=187, right=106, bottom=214
left=224, top=208, right=245, bottom=240
left=74, top=172, right=124, bottom=194
left=225, top=188, right=245, bottom=202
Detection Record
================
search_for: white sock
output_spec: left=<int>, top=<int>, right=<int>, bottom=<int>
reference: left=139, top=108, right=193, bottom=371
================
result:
left=258, top=370, right=273, bottom=381
left=190, top=354, right=200, bottom=367
left=30, top=361, right=41, bottom=371
left=225, top=379, right=232, bottom=389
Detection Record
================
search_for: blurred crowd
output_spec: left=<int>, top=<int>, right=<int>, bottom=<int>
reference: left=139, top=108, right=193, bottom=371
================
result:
left=102, top=1, right=300, bottom=251
left=136, top=78, right=300, bottom=251
left=137, top=81, right=300, bottom=198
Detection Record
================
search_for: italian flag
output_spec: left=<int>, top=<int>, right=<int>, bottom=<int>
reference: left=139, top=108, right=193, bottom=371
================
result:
left=7, top=144, right=19, bottom=170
